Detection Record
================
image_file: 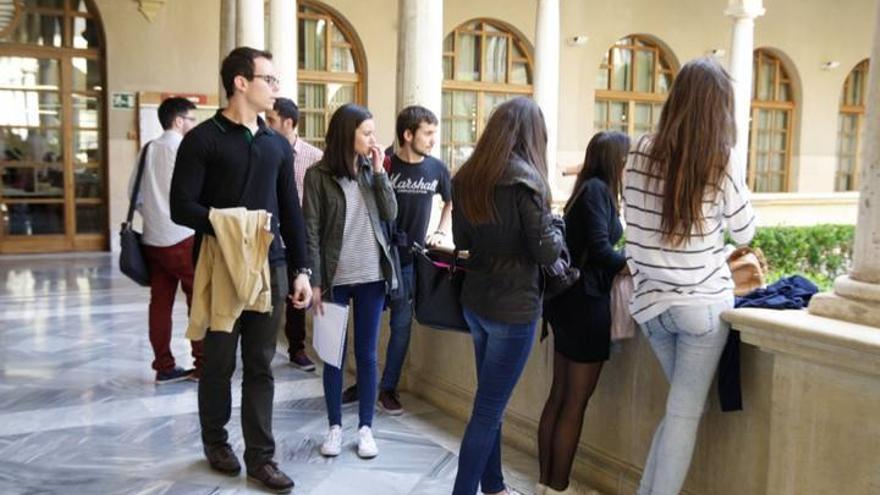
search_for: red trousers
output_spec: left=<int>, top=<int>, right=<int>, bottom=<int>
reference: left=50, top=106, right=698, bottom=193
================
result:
left=143, top=236, right=203, bottom=373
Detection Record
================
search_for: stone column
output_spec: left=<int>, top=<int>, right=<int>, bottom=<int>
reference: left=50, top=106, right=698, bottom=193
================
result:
left=269, top=0, right=297, bottom=98
left=219, top=0, right=236, bottom=106
left=809, top=2, right=880, bottom=327
left=534, top=0, right=560, bottom=195
left=395, top=0, right=443, bottom=152
left=725, top=0, right=764, bottom=181
left=237, top=0, right=265, bottom=49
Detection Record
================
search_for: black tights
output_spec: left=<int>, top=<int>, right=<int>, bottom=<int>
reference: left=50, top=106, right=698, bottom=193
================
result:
left=538, top=351, right=604, bottom=491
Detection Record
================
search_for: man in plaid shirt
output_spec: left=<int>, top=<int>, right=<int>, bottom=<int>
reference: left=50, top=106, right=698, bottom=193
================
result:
left=267, top=97, right=323, bottom=371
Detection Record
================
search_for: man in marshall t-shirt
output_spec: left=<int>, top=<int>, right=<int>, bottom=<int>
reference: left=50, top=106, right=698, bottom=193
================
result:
left=343, top=106, right=452, bottom=414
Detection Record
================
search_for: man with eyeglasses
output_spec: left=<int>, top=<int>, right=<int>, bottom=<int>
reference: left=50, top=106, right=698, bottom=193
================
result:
left=171, top=47, right=312, bottom=494
left=128, top=96, right=201, bottom=385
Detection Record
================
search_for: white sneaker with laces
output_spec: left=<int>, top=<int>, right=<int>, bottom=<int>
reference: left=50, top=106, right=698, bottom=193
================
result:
left=320, top=425, right=342, bottom=457
left=357, top=425, right=378, bottom=459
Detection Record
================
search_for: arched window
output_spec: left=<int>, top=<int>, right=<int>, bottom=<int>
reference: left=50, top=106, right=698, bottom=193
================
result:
left=836, top=59, right=869, bottom=191
left=594, top=34, right=676, bottom=139
left=441, top=19, right=533, bottom=171
left=296, top=0, right=365, bottom=148
left=0, top=0, right=106, bottom=253
left=748, top=49, right=796, bottom=192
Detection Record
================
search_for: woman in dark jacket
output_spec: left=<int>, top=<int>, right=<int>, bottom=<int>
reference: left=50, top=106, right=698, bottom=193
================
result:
left=537, top=131, right=629, bottom=495
left=302, top=103, right=398, bottom=460
left=451, top=97, right=564, bottom=495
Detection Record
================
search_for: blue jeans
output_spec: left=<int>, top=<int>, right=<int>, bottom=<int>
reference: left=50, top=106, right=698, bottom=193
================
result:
left=323, top=281, right=386, bottom=428
left=453, top=308, right=537, bottom=495
left=637, top=299, right=733, bottom=495
left=380, top=262, right=415, bottom=391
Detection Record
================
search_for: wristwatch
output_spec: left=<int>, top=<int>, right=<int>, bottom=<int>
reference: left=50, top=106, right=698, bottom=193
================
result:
left=294, top=267, right=312, bottom=278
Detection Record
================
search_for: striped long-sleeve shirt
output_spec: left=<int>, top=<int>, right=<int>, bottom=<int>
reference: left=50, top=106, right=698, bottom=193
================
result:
left=623, top=139, right=756, bottom=324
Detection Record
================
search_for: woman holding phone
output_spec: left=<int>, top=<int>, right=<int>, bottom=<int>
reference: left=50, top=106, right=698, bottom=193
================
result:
left=302, top=103, right=398, bottom=460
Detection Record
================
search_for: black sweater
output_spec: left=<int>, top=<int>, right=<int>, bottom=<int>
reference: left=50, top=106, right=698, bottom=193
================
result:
left=170, top=110, right=307, bottom=270
left=566, top=177, right=626, bottom=296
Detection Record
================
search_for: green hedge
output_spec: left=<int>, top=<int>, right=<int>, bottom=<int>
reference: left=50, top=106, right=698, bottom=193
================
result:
left=744, top=224, right=855, bottom=291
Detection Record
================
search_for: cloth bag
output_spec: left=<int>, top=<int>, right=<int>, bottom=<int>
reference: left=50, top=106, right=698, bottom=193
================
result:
left=727, top=246, right=768, bottom=296
left=609, top=272, right=637, bottom=341
left=119, top=142, right=152, bottom=287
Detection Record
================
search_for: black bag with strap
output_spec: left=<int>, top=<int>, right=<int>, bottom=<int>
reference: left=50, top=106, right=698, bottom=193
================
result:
left=412, top=244, right=470, bottom=333
left=119, top=142, right=152, bottom=287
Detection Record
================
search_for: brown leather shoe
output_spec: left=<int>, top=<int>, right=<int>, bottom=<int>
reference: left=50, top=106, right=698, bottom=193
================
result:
left=247, top=461, right=294, bottom=493
left=342, top=384, right=358, bottom=404
left=204, top=443, right=241, bottom=476
left=378, top=389, right=403, bottom=415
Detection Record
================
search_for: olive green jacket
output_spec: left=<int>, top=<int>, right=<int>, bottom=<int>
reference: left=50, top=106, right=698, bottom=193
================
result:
left=302, top=159, right=399, bottom=293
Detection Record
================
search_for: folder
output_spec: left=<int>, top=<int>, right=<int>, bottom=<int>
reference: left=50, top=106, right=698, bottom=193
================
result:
left=312, top=302, right=349, bottom=368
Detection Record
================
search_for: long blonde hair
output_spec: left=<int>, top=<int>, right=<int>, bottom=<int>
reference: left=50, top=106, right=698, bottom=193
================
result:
left=646, top=57, right=735, bottom=246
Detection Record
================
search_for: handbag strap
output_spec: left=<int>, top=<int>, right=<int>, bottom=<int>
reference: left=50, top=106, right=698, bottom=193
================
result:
left=125, top=141, right=152, bottom=225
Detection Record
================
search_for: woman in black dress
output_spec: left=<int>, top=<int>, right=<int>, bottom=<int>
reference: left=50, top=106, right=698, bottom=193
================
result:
left=537, top=131, right=629, bottom=495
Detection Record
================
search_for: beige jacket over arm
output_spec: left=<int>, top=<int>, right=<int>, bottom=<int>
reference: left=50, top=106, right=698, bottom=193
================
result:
left=186, top=207, right=274, bottom=340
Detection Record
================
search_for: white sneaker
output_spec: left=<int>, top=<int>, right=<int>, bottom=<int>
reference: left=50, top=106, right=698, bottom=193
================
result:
left=320, top=425, right=342, bottom=457
left=357, top=425, right=378, bottom=459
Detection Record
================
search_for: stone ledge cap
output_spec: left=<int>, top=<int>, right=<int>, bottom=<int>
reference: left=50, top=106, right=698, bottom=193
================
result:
left=724, top=307, right=880, bottom=354
left=832, top=275, right=880, bottom=302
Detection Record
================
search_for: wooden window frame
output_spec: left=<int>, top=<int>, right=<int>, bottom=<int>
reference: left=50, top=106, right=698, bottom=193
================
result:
left=441, top=19, right=534, bottom=171
left=0, top=0, right=107, bottom=253
left=836, top=59, right=869, bottom=191
left=594, top=34, right=676, bottom=138
left=296, top=0, right=366, bottom=148
left=748, top=49, right=795, bottom=193
left=0, top=0, right=24, bottom=39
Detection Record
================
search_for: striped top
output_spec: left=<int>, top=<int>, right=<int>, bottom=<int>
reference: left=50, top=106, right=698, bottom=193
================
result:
left=332, top=176, right=384, bottom=287
left=623, top=139, right=756, bottom=324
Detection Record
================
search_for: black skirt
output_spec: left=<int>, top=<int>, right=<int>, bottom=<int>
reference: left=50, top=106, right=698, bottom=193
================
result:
left=543, top=279, right=611, bottom=363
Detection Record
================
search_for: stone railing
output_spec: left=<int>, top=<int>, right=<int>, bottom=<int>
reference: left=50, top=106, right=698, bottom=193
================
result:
left=398, top=307, right=880, bottom=494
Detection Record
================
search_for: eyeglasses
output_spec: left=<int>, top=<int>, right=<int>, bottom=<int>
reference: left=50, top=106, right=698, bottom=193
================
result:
left=253, top=74, right=280, bottom=87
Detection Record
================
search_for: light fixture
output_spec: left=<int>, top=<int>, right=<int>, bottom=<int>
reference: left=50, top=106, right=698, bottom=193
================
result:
left=708, top=48, right=726, bottom=58
left=821, top=61, right=840, bottom=71
left=566, top=35, right=589, bottom=47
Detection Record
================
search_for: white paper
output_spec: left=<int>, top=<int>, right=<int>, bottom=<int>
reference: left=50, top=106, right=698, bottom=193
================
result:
left=312, top=302, right=350, bottom=368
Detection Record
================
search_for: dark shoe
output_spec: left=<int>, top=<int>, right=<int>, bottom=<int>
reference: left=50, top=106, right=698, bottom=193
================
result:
left=342, top=384, right=358, bottom=404
left=289, top=350, right=316, bottom=372
left=155, top=366, right=193, bottom=384
left=204, top=443, right=241, bottom=476
left=247, top=461, right=294, bottom=493
left=187, top=368, right=201, bottom=382
left=378, top=389, right=403, bottom=415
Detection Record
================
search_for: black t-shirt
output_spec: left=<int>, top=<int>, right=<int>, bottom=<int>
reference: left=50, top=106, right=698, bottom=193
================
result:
left=387, top=154, right=452, bottom=265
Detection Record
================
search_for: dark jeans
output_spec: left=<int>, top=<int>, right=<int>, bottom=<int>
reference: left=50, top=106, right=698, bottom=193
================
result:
left=198, top=265, right=287, bottom=470
left=142, top=236, right=203, bottom=373
left=323, top=281, right=386, bottom=428
left=284, top=266, right=307, bottom=356
left=380, top=262, right=415, bottom=391
left=453, top=307, right=537, bottom=495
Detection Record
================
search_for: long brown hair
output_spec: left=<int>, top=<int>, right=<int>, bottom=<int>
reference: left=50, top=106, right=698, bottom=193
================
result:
left=455, top=97, right=549, bottom=224
left=646, top=57, right=735, bottom=246
left=565, top=131, right=630, bottom=214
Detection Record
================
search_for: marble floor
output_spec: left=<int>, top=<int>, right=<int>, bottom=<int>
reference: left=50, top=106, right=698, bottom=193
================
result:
left=0, top=253, right=540, bottom=495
